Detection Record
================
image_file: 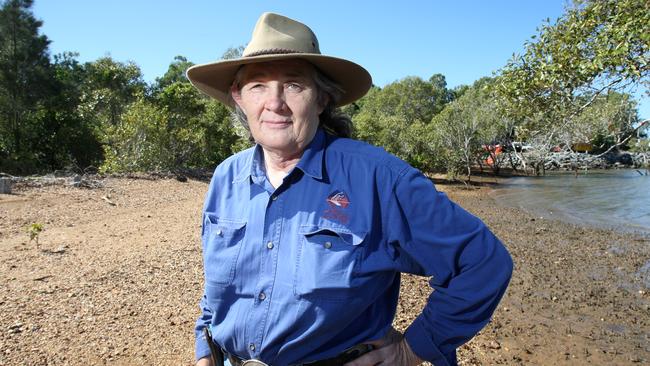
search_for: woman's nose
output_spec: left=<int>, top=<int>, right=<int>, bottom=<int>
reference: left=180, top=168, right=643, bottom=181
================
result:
left=264, top=85, right=287, bottom=112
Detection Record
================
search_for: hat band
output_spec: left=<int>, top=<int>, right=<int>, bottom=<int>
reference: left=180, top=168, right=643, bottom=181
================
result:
left=244, top=48, right=313, bottom=57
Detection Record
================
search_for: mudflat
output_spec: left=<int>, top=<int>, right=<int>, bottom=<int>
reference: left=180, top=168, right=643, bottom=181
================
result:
left=0, top=177, right=648, bottom=365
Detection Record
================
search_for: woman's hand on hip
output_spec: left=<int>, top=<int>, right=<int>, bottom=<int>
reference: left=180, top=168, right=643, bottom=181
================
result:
left=343, top=327, right=423, bottom=366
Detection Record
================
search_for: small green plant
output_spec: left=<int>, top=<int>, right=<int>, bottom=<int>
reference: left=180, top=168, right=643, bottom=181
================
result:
left=27, top=223, right=44, bottom=246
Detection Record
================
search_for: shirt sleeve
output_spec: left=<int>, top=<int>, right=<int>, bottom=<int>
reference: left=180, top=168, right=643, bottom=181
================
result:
left=385, top=167, right=513, bottom=366
left=194, top=291, right=213, bottom=361
left=195, top=209, right=214, bottom=361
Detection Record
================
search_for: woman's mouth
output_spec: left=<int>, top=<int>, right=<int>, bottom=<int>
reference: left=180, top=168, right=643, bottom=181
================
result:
left=263, top=120, right=292, bottom=128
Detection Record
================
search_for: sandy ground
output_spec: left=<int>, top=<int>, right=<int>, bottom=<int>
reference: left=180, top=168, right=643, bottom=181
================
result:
left=0, top=177, right=648, bottom=365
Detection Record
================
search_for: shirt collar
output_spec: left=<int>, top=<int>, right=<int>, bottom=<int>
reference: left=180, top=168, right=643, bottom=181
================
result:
left=232, top=145, right=260, bottom=184
left=232, top=128, right=326, bottom=183
left=295, top=128, right=325, bottom=180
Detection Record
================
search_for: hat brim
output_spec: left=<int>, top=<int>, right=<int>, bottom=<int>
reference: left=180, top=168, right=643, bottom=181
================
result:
left=186, top=53, right=372, bottom=107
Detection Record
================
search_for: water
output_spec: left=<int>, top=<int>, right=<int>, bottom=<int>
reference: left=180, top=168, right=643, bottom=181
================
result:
left=490, top=169, right=650, bottom=236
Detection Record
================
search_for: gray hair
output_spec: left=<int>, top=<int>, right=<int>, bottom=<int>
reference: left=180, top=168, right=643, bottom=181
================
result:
left=230, top=63, right=353, bottom=139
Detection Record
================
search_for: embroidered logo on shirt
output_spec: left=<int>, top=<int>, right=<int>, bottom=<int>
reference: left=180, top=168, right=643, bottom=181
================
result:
left=324, top=190, right=350, bottom=224
left=326, top=190, right=350, bottom=208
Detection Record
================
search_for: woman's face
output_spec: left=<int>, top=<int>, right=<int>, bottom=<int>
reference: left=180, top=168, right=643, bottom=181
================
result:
left=231, top=60, right=325, bottom=158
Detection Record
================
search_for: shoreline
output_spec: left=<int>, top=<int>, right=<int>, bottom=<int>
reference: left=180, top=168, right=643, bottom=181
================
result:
left=1, top=178, right=648, bottom=365
left=487, top=169, right=650, bottom=239
left=440, top=184, right=649, bottom=365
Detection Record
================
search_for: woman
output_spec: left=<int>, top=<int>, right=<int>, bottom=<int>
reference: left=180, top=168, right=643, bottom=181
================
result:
left=187, top=12, right=512, bottom=366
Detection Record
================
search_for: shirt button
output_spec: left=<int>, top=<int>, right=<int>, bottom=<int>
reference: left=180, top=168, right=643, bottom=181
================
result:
left=258, top=292, right=266, bottom=301
left=249, top=343, right=256, bottom=351
left=271, top=195, right=278, bottom=201
left=324, top=241, right=332, bottom=249
left=266, top=241, right=274, bottom=249
left=215, top=229, right=223, bottom=236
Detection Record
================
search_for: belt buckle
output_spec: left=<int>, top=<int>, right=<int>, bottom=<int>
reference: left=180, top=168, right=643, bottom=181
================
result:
left=242, top=360, right=269, bottom=366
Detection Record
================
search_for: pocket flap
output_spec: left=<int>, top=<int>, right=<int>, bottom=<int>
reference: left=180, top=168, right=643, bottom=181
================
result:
left=300, top=225, right=366, bottom=246
left=203, top=214, right=246, bottom=235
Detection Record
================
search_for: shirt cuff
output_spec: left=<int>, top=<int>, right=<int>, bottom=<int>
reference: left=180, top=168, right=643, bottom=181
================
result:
left=195, top=336, right=212, bottom=362
left=404, top=318, right=452, bottom=366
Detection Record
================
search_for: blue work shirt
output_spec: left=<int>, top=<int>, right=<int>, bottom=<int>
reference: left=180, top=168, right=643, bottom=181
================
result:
left=195, top=128, right=512, bottom=366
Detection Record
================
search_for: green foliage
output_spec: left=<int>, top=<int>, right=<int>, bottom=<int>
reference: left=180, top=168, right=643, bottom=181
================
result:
left=0, top=1, right=148, bottom=174
left=450, top=84, right=470, bottom=100
left=101, top=98, right=169, bottom=172
left=0, top=0, right=54, bottom=173
left=431, top=78, right=511, bottom=179
left=221, top=46, right=245, bottom=60
left=198, top=100, right=248, bottom=164
left=78, top=56, right=146, bottom=129
left=1, top=1, right=647, bottom=178
left=41, top=52, right=103, bottom=169
left=498, top=0, right=648, bottom=136
left=150, top=61, right=246, bottom=168
left=572, top=91, right=639, bottom=151
left=152, top=55, right=194, bottom=92
left=340, top=85, right=376, bottom=120
left=27, top=222, right=43, bottom=245
left=495, top=0, right=648, bottom=173
left=101, top=57, right=246, bottom=173
left=352, top=76, right=453, bottom=171
left=0, top=1, right=104, bottom=174
left=359, top=76, right=443, bottom=123
left=628, top=137, right=649, bottom=153
left=101, top=95, right=244, bottom=172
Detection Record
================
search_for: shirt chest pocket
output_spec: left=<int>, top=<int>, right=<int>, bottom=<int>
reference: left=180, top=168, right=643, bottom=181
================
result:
left=202, top=216, right=247, bottom=286
left=294, top=225, right=366, bottom=301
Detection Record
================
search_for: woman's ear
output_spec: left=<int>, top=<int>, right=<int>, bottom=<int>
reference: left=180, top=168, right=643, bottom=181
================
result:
left=318, top=94, right=329, bottom=114
left=231, top=84, right=243, bottom=107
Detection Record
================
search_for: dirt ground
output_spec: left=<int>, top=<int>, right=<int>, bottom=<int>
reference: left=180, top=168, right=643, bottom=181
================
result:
left=0, top=177, right=648, bottom=365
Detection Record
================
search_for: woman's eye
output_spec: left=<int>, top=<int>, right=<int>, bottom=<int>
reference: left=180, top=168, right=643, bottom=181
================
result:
left=286, top=83, right=302, bottom=91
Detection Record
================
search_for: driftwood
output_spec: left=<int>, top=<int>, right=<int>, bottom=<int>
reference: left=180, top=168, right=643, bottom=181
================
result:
left=504, top=151, right=650, bottom=172
left=1, top=174, right=105, bottom=190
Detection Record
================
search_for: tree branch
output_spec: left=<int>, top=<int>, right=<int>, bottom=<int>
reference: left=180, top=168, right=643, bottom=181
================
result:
left=592, top=119, right=649, bottom=158
left=568, top=77, right=624, bottom=120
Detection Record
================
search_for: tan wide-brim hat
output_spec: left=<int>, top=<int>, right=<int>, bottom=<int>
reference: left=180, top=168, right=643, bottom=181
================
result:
left=186, top=12, right=372, bottom=107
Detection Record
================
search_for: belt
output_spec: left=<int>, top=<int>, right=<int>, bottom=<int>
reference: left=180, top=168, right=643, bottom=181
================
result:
left=227, top=344, right=374, bottom=366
